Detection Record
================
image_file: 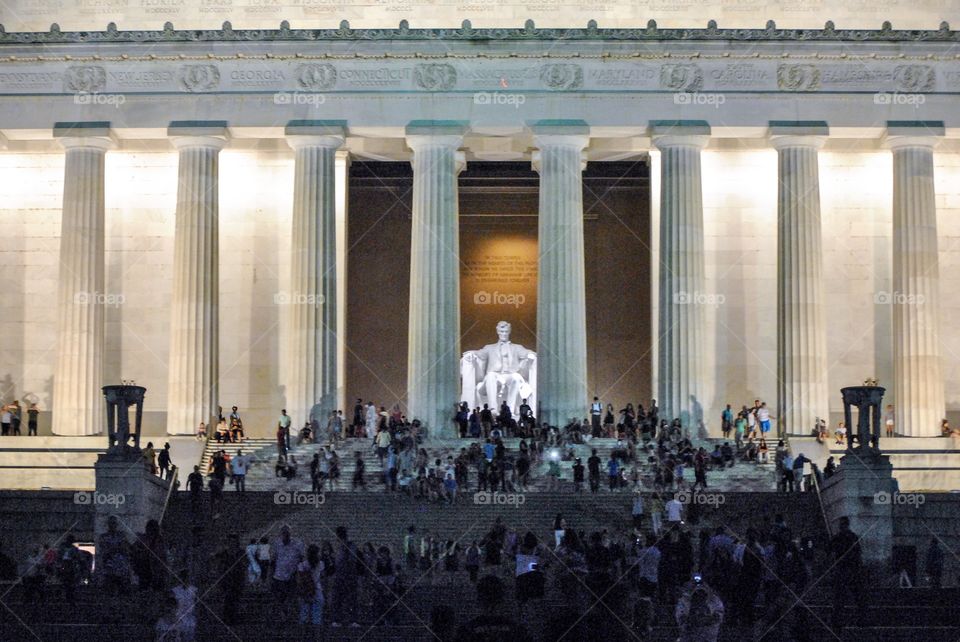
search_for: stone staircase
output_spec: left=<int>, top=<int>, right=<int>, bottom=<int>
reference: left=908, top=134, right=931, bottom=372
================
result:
left=217, top=436, right=779, bottom=494
left=2, top=490, right=955, bottom=641
left=198, top=437, right=276, bottom=472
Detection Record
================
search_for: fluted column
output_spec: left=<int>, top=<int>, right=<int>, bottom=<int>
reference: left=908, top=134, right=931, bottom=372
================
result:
left=886, top=125, right=944, bottom=437
left=771, top=126, right=829, bottom=437
left=165, top=124, right=227, bottom=435
left=532, top=127, right=589, bottom=426
left=285, top=123, right=344, bottom=427
left=654, top=126, right=709, bottom=430
left=405, top=123, right=465, bottom=436
left=51, top=123, right=114, bottom=435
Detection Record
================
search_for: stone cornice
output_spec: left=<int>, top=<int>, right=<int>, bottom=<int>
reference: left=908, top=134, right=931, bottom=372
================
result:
left=0, top=19, right=957, bottom=45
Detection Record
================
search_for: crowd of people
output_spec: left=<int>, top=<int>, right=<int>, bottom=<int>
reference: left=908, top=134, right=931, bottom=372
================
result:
left=0, top=399, right=39, bottom=436
left=4, top=499, right=936, bottom=642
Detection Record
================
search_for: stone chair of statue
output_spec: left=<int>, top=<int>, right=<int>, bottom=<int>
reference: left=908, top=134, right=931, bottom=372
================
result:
left=460, top=351, right=537, bottom=418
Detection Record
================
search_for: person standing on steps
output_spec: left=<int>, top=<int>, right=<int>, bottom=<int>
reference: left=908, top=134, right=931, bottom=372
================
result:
left=157, top=442, right=173, bottom=481
left=830, top=516, right=866, bottom=629
left=271, top=525, right=305, bottom=622
left=590, top=397, right=603, bottom=438
left=186, top=465, right=204, bottom=515
left=588, top=448, right=601, bottom=493
left=231, top=449, right=249, bottom=493
left=352, top=451, right=366, bottom=490
left=331, top=526, right=360, bottom=627
left=27, top=402, right=39, bottom=436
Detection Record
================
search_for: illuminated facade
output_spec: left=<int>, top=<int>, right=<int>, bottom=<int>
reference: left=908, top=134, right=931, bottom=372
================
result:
left=2, top=6, right=960, bottom=438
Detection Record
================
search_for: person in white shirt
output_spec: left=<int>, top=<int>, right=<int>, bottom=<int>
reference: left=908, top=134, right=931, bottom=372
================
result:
left=172, top=570, right=198, bottom=641
left=297, top=544, right=326, bottom=625
left=271, top=525, right=306, bottom=614
left=632, top=494, right=645, bottom=530
left=756, top=402, right=772, bottom=435
left=231, top=450, right=249, bottom=492
left=746, top=410, right=757, bottom=439
left=636, top=534, right=661, bottom=597
left=666, top=495, right=684, bottom=523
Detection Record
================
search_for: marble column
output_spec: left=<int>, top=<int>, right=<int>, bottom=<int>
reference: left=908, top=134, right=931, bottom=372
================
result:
left=653, top=124, right=709, bottom=430
left=51, top=123, right=114, bottom=435
left=285, top=123, right=344, bottom=427
left=532, top=125, right=589, bottom=426
left=886, top=125, right=944, bottom=437
left=405, top=123, right=465, bottom=437
left=165, top=124, right=227, bottom=435
left=771, top=125, right=829, bottom=437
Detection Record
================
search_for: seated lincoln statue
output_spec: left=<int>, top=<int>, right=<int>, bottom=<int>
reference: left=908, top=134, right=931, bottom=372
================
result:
left=460, top=320, right=537, bottom=418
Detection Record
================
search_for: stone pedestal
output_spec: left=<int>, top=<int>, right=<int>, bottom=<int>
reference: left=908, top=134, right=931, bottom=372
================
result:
left=93, top=453, right=170, bottom=538
left=165, top=123, right=227, bottom=435
left=405, top=122, right=466, bottom=436
left=820, top=450, right=896, bottom=564
left=771, top=124, right=829, bottom=437
left=531, top=122, right=589, bottom=427
left=285, top=122, right=345, bottom=427
left=51, top=123, right=115, bottom=436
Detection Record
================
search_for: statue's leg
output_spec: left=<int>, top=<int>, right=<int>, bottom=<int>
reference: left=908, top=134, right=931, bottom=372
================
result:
left=506, top=374, right=523, bottom=415
left=484, top=373, right=499, bottom=413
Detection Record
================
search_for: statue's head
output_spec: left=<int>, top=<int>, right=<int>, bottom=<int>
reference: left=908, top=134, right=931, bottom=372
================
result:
left=496, top=320, right=511, bottom=342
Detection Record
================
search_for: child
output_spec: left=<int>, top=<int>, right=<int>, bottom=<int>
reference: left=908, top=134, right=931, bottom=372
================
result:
left=835, top=421, right=846, bottom=445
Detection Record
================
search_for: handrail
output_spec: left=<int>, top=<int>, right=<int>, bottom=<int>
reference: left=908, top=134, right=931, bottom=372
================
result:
left=810, top=466, right=832, bottom=538
left=158, top=465, right=179, bottom=526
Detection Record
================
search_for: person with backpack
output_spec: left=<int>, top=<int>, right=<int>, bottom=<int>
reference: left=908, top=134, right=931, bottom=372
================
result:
left=157, top=443, right=173, bottom=480
left=297, top=544, right=325, bottom=626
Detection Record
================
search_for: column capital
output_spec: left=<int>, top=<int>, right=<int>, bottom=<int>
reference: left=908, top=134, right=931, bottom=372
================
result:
left=405, top=120, right=467, bottom=151
left=455, top=150, right=467, bottom=175
left=0, top=131, right=9, bottom=150
left=529, top=120, right=590, bottom=154
left=770, top=135, right=827, bottom=151
left=168, top=120, right=229, bottom=150
left=882, top=121, right=944, bottom=150
left=769, top=120, right=828, bottom=150
left=530, top=149, right=587, bottom=173
left=650, top=120, right=710, bottom=150
left=285, top=120, right=347, bottom=150
left=286, top=135, right=345, bottom=151
left=53, top=121, right=116, bottom=151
